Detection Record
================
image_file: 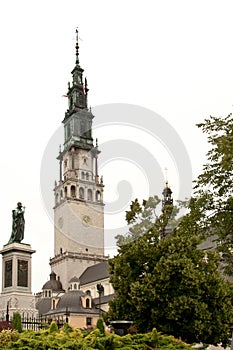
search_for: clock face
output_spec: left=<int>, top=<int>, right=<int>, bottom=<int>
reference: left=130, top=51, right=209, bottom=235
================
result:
left=82, top=215, right=91, bottom=226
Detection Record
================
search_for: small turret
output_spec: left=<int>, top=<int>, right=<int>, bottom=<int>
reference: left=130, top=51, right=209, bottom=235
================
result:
left=162, top=181, right=173, bottom=211
left=161, top=181, right=173, bottom=238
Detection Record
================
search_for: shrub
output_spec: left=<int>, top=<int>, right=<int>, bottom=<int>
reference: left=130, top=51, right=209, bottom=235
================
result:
left=12, top=312, right=22, bottom=333
left=96, top=318, right=105, bottom=335
left=0, top=329, right=18, bottom=347
left=49, top=321, right=59, bottom=333
left=61, top=322, right=74, bottom=334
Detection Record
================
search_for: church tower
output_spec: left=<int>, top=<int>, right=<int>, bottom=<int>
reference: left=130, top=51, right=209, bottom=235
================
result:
left=50, top=30, right=107, bottom=291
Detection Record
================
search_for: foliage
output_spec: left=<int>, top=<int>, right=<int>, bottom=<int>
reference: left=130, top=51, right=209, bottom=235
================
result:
left=0, top=329, right=18, bottom=348
left=61, top=322, right=73, bottom=334
left=12, top=312, right=22, bottom=333
left=106, top=195, right=233, bottom=346
left=107, top=114, right=233, bottom=346
left=3, top=326, right=191, bottom=349
left=193, top=114, right=233, bottom=272
left=49, top=321, right=59, bottom=333
left=96, top=318, right=105, bottom=335
left=116, top=195, right=181, bottom=247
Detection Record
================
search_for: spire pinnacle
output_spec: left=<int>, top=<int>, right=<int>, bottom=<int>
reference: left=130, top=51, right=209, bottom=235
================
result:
left=75, top=28, right=80, bottom=65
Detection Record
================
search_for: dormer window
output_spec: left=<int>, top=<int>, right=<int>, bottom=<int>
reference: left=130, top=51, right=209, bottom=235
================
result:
left=81, top=295, right=92, bottom=309
left=86, top=298, right=90, bottom=308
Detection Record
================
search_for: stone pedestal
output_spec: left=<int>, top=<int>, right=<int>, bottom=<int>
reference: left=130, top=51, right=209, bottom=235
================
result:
left=0, top=242, right=38, bottom=320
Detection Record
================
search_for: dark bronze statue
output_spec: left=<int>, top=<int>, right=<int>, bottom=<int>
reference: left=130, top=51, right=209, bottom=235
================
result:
left=8, top=202, right=25, bottom=244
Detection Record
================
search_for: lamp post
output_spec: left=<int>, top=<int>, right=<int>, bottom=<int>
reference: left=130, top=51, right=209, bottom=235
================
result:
left=6, top=301, right=9, bottom=322
left=65, top=307, right=70, bottom=323
left=96, top=283, right=104, bottom=317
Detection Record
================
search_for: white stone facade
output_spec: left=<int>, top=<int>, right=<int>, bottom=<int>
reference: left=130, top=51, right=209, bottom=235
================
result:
left=0, top=242, right=38, bottom=320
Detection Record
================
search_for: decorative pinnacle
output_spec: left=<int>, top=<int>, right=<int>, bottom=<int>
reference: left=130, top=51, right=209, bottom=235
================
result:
left=75, top=28, right=80, bottom=65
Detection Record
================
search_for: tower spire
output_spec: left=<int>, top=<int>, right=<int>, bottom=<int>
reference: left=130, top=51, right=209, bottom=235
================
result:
left=63, top=29, right=89, bottom=120
left=75, top=28, right=80, bottom=65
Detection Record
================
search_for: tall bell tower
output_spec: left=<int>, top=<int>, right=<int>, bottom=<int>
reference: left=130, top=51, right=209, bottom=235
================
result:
left=50, top=30, right=107, bottom=291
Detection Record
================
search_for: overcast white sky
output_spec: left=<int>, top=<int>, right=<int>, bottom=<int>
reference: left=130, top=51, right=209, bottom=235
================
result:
left=0, top=0, right=233, bottom=293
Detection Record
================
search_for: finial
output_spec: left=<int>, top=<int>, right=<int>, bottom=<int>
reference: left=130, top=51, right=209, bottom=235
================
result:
left=75, top=27, right=79, bottom=65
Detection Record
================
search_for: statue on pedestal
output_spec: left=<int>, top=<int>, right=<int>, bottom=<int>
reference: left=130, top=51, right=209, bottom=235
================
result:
left=8, top=202, right=25, bottom=244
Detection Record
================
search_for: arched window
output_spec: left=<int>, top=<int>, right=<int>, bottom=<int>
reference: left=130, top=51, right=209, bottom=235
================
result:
left=56, top=193, right=59, bottom=204
left=74, top=283, right=77, bottom=290
left=86, top=298, right=90, bottom=308
left=60, top=190, right=63, bottom=199
left=96, top=191, right=101, bottom=202
left=79, top=187, right=84, bottom=199
left=86, top=290, right=91, bottom=296
left=45, top=291, right=47, bottom=297
left=81, top=171, right=85, bottom=179
left=48, top=291, right=51, bottom=297
left=87, top=189, right=93, bottom=201
left=64, top=187, right=67, bottom=198
left=52, top=299, right=56, bottom=310
left=71, top=185, right=76, bottom=197
left=86, top=172, right=89, bottom=180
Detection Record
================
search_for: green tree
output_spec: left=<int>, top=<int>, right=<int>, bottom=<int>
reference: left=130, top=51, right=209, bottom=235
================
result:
left=193, top=114, right=233, bottom=272
left=116, top=195, right=181, bottom=247
left=12, top=312, right=22, bottom=333
left=107, top=198, right=233, bottom=346
left=96, top=318, right=105, bottom=335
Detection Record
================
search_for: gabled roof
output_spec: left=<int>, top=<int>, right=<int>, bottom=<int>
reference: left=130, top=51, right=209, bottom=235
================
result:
left=79, top=261, right=109, bottom=286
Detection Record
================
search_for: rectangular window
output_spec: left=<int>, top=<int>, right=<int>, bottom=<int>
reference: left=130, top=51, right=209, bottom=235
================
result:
left=17, top=260, right=28, bottom=287
left=4, top=260, right=12, bottom=287
left=86, top=317, right=92, bottom=326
